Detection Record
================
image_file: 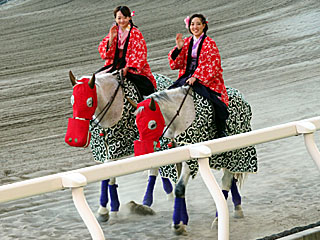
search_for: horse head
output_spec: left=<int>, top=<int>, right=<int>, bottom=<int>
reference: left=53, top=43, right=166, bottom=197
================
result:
left=134, top=98, right=165, bottom=156
left=65, top=71, right=97, bottom=148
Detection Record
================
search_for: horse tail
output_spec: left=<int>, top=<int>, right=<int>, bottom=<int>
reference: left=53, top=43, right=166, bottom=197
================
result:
left=234, top=172, right=248, bottom=189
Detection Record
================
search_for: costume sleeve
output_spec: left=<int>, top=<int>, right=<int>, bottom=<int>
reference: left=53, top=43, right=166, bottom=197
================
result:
left=98, top=33, right=117, bottom=60
left=192, top=39, right=222, bottom=82
left=171, top=48, right=182, bottom=60
left=125, top=29, right=148, bottom=75
left=168, top=39, right=188, bottom=70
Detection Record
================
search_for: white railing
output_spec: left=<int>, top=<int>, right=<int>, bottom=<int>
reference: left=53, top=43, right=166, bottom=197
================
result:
left=1, top=116, right=320, bottom=240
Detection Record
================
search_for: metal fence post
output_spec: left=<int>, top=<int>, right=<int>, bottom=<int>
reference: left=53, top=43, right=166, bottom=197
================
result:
left=62, top=173, right=105, bottom=240
left=296, top=121, right=320, bottom=171
left=189, top=145, right=229, bottom=240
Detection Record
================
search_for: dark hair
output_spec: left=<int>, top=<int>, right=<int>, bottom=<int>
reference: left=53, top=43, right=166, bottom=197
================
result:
left=188, top=14, right=208, bottom=35
left=113, top=6, right=135, bottom=27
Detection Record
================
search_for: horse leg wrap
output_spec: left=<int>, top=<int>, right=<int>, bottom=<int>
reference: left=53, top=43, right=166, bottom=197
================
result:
left=109, top=184, right=120, bottom=212
left=100, top=179, right=109, bottom=208
left=231, top=178, right=241, bottom=206
left=143, top=175, right=156, bottom=206
left=181, top=197, right=189, bottom=225
left=173, top=197, right=184, bottom=225
left=161, top=177, right=173, bottom=194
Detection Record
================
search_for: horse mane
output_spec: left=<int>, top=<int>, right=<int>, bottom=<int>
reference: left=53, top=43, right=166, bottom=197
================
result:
left=78, top=73, right=117, bottom=89
left=147, top=86, right=189, bottom=104
left=135, top=87, right=188, bottom=117
left=95, top=73, right=116, bottom=85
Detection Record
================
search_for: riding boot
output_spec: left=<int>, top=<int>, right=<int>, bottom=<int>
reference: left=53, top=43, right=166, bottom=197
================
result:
left=231, top=178, right=241, bottom=206
left=161, top=177, right=173, bottom=194
left=143, top=175, right=156, bottom=206
left=100, top=179, right=109, bottom=208
left=109, top=184, right=120, bottom=212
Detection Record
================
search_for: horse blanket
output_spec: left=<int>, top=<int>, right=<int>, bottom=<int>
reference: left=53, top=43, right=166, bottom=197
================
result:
left=158, top=87, right=258, bottom=183
left=89, top=73, right=174, bottom=162
left=89, top=74, right=257, bottom=184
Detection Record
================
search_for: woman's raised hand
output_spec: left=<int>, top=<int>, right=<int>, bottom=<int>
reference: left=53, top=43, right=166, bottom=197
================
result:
left=109, top=25, right=118, bottom=43
left=176, top=33, right=184, bottom=50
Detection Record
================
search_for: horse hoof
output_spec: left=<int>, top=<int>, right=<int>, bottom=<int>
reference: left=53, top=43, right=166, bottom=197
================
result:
left=97, top=206, right=110, bottom=222
left=172, top=222, right=187, bottom=236
left=97, top=212, right=110, bottom=222
left=110, top=211, right=119, bottom=218
left=126, top=201, right=156, bottom=216
left=234, top=205, right=244, bottom=218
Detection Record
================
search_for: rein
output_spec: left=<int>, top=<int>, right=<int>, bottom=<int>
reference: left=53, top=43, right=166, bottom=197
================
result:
left=92, top=70, right=124, bottom=128
left=158, top=86, right=192, bottom=141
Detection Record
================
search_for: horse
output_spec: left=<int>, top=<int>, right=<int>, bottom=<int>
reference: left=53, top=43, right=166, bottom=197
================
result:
left=133, top=85, right=258, bottom=235
left=65, top=70, right=175, bottom=222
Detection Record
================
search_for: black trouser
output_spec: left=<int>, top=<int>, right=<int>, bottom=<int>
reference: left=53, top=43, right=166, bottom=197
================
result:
left=95, top=66, right=155, bottom=102
left=169, top=74, right=228, bottom=133
left=192, top=81, right=229, bottom=133
left=126, top=72, right=155, bottom=101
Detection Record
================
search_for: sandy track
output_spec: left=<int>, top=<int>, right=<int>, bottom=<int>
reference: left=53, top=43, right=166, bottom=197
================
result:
left=0, top=0, right=320, bottom=239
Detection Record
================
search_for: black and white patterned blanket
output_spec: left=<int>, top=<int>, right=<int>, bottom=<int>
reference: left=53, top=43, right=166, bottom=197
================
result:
left=89, top=73, right=173, bottom=162
left=89, top=74, right=257, bottom=183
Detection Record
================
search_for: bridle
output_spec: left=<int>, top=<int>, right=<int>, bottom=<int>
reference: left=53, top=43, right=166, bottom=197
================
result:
left=158, top=85, right=192, bottom=141
left=92, top=70, right=124, bottom=128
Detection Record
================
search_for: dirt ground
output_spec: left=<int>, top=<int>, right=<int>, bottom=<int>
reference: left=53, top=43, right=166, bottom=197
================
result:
left=0, top=0, right=319, bottom=239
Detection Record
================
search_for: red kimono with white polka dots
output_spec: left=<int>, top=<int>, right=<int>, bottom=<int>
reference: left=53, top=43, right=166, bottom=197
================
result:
left=168, top=36, right=229, bottom=106
left=98, top=27, right=156, bottom=89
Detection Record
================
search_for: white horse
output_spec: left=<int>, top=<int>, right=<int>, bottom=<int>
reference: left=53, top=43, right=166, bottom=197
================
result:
left=66, top=71, right=174, bottom=222
left=134, top=86, right=258, bottom=235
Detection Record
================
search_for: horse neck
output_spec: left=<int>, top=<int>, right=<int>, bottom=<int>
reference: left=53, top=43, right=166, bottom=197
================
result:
left=95, top=74, right=124, bottom=128
left=155, top=88, right=195, bottom=138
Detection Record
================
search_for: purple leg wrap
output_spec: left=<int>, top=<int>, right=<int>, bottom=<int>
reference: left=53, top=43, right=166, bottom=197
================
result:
left=216, top=190, right=229, bottom=217
left=143, top=175, right=156, bottom=206
left=181, top=198, right=188, bottom=225
left=173, top=197, right=184, bottom=225
left=100, top=179, right=109, bottom=207
left=231, top=178, right=241, bottom=206
left=161, top=177, right=173, bottom=194
left=109, top=184, right=120, bottom=212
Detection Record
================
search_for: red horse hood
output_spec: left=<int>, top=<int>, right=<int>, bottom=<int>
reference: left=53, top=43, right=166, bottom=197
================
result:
left=134, top=98, right=165, bottom=156
left=65, top=77, right=97, bottom=148
left=72, top=78, right=97, bottom=119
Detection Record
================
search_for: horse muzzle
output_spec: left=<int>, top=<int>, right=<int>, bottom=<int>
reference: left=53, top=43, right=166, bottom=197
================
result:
left=65, top=117, right=91, bottom=148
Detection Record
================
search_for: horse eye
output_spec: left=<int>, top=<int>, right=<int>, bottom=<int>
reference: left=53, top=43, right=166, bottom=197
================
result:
left=87, top=97, right=93, bottom=107
left=148, top=120, right=157, bottom=130
left=71, top=95, right=75, bottom=105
